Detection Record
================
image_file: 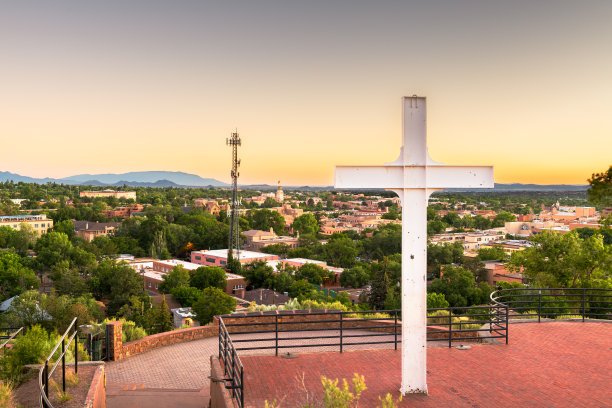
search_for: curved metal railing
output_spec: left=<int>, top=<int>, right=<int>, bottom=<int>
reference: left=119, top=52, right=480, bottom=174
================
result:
left=0, top=327, right=24, bottom=354
left=491, top=287, right=612, bottom=322
left=38, top=317, right=79, bottom=408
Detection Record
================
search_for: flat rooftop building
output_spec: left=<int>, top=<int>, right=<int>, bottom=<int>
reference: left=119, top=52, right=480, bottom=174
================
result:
left=191, top=249, right=279, bottom=268
left=0, top=214, right=53, bottom=235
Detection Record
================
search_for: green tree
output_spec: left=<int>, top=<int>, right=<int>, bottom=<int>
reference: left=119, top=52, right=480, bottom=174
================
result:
left=272, top=271, right=294, bottom=293
left=509, top=231, right=612, bottom=287
left=53, top=219, right=75, bottom=238
left=478, top=245, right=508, bottom=261
left=429, top=265, right=490, bottom=307
left=288, top=279, right=317, bottom=299
left=324, top=234, right=358, bottom=268
left=292, top=213, right=319, bottom=236
left=192, top=287, right=236, bottom=324
left=340, top=266, right=370, bottom=289
left=427, top=292, right=449, bottom=309
left=246, top=209, right=286, bottom=235
left=427, top=219, right=446, bottom=236
left=34, top=231, right=73, bottom=269
left=242, top=261, right=275, bottom=289
left=150, top=295, right=174, bottom=333
left=89, top=260, right=146, bottom=316
left=158, top=265, right=190, bottom=294
left=473, top=215, right=491, bottom=230
left=0, top=251, right=39, bottom=300
left=48, top=260, right=88, bottom=297
left=369, top=258, right=391, bottom=310
left=171, top=286, right=202, bottom=307
left=587, top=165, right=612, bottom=207
left=295, top=263, right=333, bottom=285
left=262, top=243, right=290, bottom=258
left=491, top=211, right=516, bottom=228
left=189, top=266, right=227, bottom=290
left=442, top=212, right=462, bottom=228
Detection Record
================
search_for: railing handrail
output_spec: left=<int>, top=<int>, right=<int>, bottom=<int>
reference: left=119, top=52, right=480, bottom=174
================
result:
left=0, top=327, right=23, bottom=351
left=490, top=287, right=612, bottom=322
left=38, top=317, right=79, bottom=408
left=218, top=318, right=244, bottom=408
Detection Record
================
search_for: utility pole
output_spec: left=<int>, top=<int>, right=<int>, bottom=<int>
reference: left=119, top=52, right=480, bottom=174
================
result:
left=226, top=130, right=241, bottom=269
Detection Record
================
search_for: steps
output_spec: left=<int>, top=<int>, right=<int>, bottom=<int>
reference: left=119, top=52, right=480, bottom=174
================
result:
left=106, top=383, right=210, bottom=408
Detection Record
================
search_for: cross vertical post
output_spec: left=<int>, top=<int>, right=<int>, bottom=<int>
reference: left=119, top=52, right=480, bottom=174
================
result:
left=335, top=96, right=494, bottom=394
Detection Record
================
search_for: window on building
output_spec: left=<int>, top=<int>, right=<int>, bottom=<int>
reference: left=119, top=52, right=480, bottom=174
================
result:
left=148, top=282, right=152, bottom=288
left=220, top=260, right=226, bottom=265
left=195, top=256, right=201, bottom=260
left=206, top=258, right=216, bottom=264
left=155, top=284, right=158, bottom=289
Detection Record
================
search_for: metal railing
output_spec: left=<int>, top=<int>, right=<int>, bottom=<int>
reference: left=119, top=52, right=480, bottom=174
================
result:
left=0, top=327, right=24, bottom=354
left=38, top=318, right=79, bottom=408
left=427, top=305, right=509, bottom=346
left=221, top=306, right=508, bottom=357
left=83, top=329, right=107, bottom=361
left=217, top=305, right=508, bottom=407
left=491, top=287, right=612, bottom=322
left=218, top=318, right=244, bottom=408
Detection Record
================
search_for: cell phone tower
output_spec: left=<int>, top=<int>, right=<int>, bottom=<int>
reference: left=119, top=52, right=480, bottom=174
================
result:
left=226, top=130, right=241, bottom=267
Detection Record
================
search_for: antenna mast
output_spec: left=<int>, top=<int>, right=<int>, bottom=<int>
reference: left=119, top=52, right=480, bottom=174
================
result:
left=226, top=130, right=241, bottom=266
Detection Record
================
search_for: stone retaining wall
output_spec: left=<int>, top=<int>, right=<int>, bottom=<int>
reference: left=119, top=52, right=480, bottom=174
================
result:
left=84, top=363, right=106, bottom=408
left=107, top=322, right=219, bottom=361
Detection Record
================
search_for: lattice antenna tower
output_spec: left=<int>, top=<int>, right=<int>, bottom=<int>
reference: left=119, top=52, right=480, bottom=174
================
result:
left=226, top=130, right=241, bottom=263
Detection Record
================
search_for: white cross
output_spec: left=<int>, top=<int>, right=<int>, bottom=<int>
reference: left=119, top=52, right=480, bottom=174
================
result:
left=335, top=96, right=494, bottom=394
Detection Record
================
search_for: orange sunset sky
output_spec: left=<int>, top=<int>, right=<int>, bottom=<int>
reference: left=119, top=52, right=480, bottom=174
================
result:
left=1, top=1, right=611, bottom=186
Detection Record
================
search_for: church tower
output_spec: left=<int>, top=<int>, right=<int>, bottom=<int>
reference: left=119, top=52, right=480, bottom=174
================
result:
left=276, top=181, right=284, bottom=203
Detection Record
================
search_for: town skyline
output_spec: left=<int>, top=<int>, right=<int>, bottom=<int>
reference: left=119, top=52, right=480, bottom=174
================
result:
left=2, top=1, right=611, bottom=186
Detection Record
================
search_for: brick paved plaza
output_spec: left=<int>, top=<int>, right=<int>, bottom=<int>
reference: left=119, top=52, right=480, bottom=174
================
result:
left=105, top=321, right=611, bottom=407
left=241, top=322, right=612, bottom=408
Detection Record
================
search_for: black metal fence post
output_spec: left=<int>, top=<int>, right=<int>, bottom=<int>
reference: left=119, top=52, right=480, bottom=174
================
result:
left=275, top=315, right=278, bottom=357
left=394, top=309, right=398, bottom=350
left=339, top=312, right=343, bottom=353
left=44, top=362, right=49, bottom=408
left=75, top=321, right=78, bottom=374
left=62, top=337, right=66, bottom=392
left=538, top=290, right=542, bottom=322
left=448, top=307, right=453, bottom=348
left=505, top=305, right=509, bottom=344
left=240, top=364, right=244, bottom=408
left=582, top=288, right=586, bottom=322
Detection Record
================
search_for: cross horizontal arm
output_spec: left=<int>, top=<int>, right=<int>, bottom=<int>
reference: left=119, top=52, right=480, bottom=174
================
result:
left=335, top=165, right=494, bottom=190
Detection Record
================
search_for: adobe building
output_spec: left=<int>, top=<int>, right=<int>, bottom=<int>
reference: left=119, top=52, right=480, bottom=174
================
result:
left=79, top=190, right=137, bottom=200
left=242, top=228, right=299, bottom=251
left=193, top=199, right=221, bottom=216
left=191, top=249, right=279, bottom=268
left=125, top=258, right=247, bottom=297
left=73, top=220, right=119, bottom=242
left=0, top=214, right=53, bottom=235
left=483, top=261, right=525, bottom=286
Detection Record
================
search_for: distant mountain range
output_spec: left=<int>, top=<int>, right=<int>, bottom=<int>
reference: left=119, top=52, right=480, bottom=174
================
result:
left=0, top=171, right=229, bottom=188
left=0, top=170, right=589, bottom=191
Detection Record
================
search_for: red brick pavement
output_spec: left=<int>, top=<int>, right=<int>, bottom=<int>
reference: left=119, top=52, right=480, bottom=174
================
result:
left=241, top=322, right=612, bottom=408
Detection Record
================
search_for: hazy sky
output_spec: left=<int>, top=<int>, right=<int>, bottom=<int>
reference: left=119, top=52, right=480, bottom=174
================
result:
left=2, top=1, right=611, bottom=186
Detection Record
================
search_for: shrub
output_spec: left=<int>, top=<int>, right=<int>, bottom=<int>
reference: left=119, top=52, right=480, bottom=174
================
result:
left=121, top=320, right=148, bottom=342
left=0, top=380, right=15, bottom=408
left=0, top=325, right=58, bottom=383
